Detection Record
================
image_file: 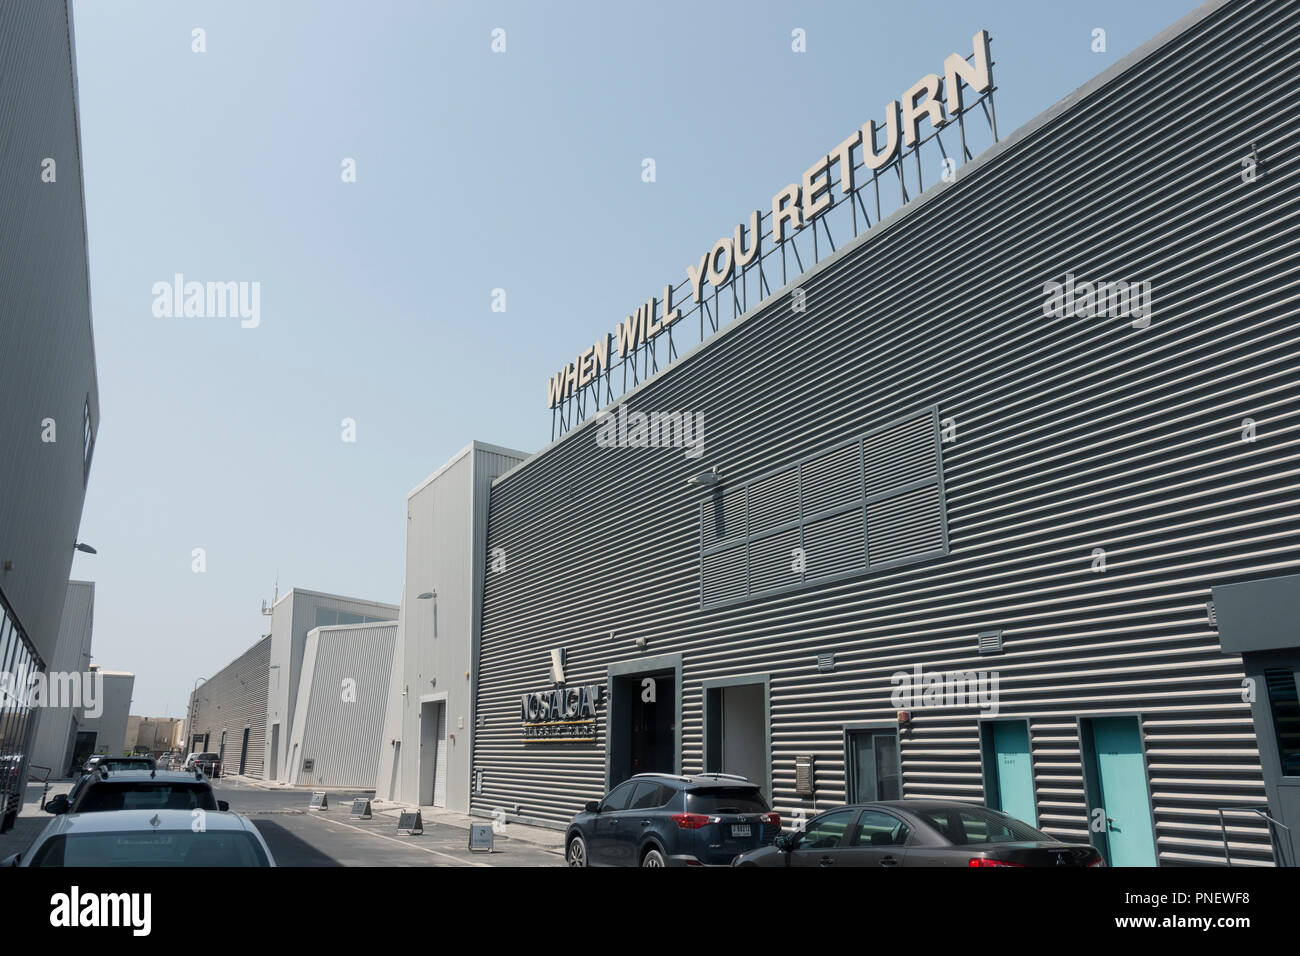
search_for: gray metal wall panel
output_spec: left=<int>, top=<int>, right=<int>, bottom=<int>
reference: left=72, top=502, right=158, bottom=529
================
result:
left=27, top=581, right=94, bottom=775
left=387, top=443, right=528, bottom=811
left=188, top=636, right=270, bottom=778
left=0, top=0, right=99, bottom=663
left=286, top=622, right=396, bottom=788
left=263, top=589, right=398, bottom=780
left=473, top=0, right=1300, bottom=865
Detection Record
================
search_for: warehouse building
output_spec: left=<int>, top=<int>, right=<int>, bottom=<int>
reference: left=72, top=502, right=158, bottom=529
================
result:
left=79, top=669, right=134, bottom=758
left=470, top=0, right=1300, bottom=867
left=126, top=716, right=185, bottom=755
left=0, top=0, right=100, bottom=830
left=26, top=582, right=95, bottom=778
left=263, top=588, right=398, bottom=782
left=376, top=442, right=527, bottom=811
left=186, top=635, right=271, bottom=776
left=283, top=621, right=397, bottom=788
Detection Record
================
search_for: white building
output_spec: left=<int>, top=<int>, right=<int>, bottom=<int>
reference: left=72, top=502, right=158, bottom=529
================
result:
left=376, top=441, right=527, bottom=811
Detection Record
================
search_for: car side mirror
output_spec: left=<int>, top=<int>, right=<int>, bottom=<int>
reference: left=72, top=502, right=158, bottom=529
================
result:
left=44, top=795, right=69, bottom=815
left=774, top=833, right=794, bottom=852
left=584, top=801, right=601, bottom=813
left=217, top=800, right=230, bottom=812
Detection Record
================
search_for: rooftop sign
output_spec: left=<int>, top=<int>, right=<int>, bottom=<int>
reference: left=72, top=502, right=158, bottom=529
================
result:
left=546, top=31, right=995, bottom=420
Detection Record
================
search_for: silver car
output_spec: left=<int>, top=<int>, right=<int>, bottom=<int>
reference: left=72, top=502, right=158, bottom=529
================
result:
left=5, top=808, right=275, bottom=867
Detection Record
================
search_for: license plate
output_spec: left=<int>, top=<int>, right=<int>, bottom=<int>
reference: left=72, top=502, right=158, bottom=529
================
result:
left=731, top=824, right=751, bottom=837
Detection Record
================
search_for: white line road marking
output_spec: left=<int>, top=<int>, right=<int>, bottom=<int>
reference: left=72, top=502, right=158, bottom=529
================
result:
left=303, top=812, right=490, bottom=867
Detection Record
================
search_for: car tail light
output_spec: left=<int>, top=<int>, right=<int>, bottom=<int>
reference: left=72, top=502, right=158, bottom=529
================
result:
left=1087, top=855, right=1107, bottom=867
left=670, top=813, right=711, bottom=830
left=967, top=858, right=1026, bottom=867
left=762, top=812, right=780, bottom=828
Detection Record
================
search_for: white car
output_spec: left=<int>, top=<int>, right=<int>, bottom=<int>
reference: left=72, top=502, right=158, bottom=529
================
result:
left=4, top=809, right=276, bottom=867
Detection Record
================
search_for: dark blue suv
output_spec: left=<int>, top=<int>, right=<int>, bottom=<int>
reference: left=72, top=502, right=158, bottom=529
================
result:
left=565, top=773, right=779, bottom=867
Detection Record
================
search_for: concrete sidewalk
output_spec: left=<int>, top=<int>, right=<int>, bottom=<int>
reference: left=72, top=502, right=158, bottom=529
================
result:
left=368, top=800, right=566, bottom=852
left=218, top=775, right=566, bottom=853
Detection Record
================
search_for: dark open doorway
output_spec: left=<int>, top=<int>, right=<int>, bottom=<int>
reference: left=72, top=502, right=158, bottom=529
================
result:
left=607, top=656, right=680, bottom=788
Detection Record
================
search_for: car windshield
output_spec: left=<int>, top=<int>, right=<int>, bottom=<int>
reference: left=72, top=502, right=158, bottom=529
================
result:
left=76, top=783, right=218, bottom=813
left=30, top=831, right=268, bottom=867
left=913, top=806, right=1052, bottom=845
left=686, top=787, right=769, bottom=813
left=198, top=754, right=219, bottom=760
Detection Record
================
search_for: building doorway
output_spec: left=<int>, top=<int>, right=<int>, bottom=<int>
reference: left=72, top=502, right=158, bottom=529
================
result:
left=70, top=731, right=96, bottom=775
left=1080, top=716, right=1157, bottom=867
left=238, top=726, right=250, bottom=776
left=980, top=719, right=1037, bottom=827
left=607, top=655, right=681, bottom=788
left=419, top=698, right=447, bottom=807
left=845, top=725, right=901, bottom=803
left=268, top=723, right=280, bottom=781
left=703, top=678, right=770, bottom=799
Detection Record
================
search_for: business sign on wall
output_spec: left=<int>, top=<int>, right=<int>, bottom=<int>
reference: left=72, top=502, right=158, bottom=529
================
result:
left=546, top=30, right=997, bottom=434
left=520, top=684, right=604, bottom=742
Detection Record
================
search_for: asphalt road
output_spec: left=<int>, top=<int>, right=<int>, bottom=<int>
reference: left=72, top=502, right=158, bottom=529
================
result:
left=212, top=778, right=562, bottom=867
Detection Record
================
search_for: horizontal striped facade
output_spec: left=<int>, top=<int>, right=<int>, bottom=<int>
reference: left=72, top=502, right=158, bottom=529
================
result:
left=188, top=636, right=270, bottom=779
left=472, top=0, right=1300, bottom=865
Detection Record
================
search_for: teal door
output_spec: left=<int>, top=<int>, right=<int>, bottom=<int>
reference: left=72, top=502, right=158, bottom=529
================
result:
left=985, top=722, right=1036, bottom=827
left=1088, top=717, right=1157, bottom=867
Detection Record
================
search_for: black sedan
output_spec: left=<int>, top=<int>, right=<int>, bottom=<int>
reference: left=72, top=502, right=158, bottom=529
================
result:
left=732, top=800, right=1104, bottom=867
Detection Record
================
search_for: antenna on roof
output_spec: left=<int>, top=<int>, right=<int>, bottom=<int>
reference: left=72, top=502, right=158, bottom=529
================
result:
left=261, top=575, right=279, bottom=616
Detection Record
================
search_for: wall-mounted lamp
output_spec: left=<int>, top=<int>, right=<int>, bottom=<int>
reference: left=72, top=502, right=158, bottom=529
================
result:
left=75, top=542, right=97, bottom=554
left=686, top=467, right=721, bottom=488
left=416, top=590, right=436, bottom=600
left=634, top=637, right=648, bottom=649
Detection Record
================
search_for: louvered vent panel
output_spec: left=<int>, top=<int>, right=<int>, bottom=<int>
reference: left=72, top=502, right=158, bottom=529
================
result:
left=867, top=484, right=946, bottom=566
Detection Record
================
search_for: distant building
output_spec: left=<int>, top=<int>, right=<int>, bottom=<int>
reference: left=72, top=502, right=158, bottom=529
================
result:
left=126, top=716, right=184, bottom=755
left=185, top=587, right=398, bottom=779
left=79, top=669, right=134, bottom=757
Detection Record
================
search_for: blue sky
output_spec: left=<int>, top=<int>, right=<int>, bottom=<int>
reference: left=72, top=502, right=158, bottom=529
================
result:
left=68, top=0, right=1205, bottom=715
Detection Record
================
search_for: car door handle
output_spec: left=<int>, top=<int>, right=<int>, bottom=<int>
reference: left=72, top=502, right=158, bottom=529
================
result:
left=819, top=855, right=834, bottom=866
left=640, top=819, right=651, bottom=826
left=880, top=855, right=899, bottom=867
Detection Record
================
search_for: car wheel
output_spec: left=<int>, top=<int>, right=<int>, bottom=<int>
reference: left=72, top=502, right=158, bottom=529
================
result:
left=641, top=847, right=665, bottom=867
left=566, top=834, right=588, bottom=867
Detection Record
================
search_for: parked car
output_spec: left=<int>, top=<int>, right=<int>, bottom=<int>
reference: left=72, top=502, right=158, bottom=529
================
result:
left=82, top=754, right=156, bottom=775
left=565, top=772, right=780, bottom=867
left=43, top=770, right=226, bottom=816
left=732, top=800, right=1105, bottom=867
left=182, top=752, right=199, bottom=771
left=4, top=809, right=275, bottom=867
left=194, top=753, right=222, bottom=778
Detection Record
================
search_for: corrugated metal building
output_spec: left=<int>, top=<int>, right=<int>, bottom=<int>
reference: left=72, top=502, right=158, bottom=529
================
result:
left=376, top=442, right=528, bottom=811
left=471, top=0, right=1300, bottom=867
left=263, top=588, right=398, bottom=782
left=187, top=636, right=271, bottom=778
left=0, top=0, right=100, bottom=828
left=284, top=622, right=397, bottom=788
